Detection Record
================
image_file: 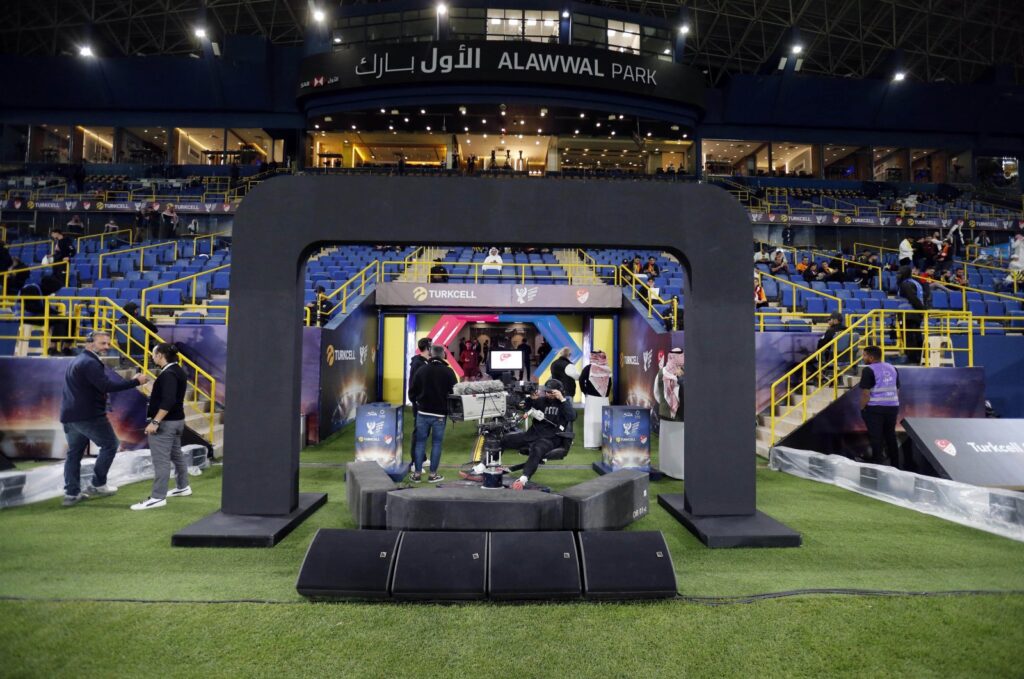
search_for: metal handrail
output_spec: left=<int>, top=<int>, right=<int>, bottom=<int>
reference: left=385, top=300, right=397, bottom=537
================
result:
left=1, top=260, right=71, bottom=296
left=758, top=270, right=844, bottom=313
left=140, top=264, right=230, bottom=313
left=619, top=265, right=678, bottom=330
left=382, top=260, right=619, bottom=285
left=190, top=230, right=229, bottom=257
left=145, top=303, right=229, bottom=325
left=765, top=242, right=884, bottom=289
left=97, top=240, right=178, bottom=279
left=76, top=228, right=135, bottom=251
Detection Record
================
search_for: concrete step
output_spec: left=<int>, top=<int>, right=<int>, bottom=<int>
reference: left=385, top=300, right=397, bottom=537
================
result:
left=755, top=440, right=771, bottom=459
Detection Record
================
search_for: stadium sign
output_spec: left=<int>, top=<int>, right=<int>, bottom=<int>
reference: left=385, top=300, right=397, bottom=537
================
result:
left=298, top=42, right=705, bottom=108
left=377, top=282, right=622, bottom=308
left=748, top=211, right=1021, bottom=230
left=902, top=418, right=1024, bottom=488
left=0, top=199, right=237, bottom=214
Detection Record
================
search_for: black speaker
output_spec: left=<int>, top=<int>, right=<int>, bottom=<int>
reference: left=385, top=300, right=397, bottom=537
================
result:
left=295, top=529, right=400, bottom=600
left=488, top=531, right=582, bottom=601
left=578, top=531, right=677, bottom=600
left=391, top=531, right=487, bottom=601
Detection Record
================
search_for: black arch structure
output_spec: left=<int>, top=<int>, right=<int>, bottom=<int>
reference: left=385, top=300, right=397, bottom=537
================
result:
left=173, top=176, right=800, bottom=548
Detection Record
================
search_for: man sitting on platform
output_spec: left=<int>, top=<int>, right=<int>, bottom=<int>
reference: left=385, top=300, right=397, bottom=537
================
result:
left=502, top=378, right=576, bottom=490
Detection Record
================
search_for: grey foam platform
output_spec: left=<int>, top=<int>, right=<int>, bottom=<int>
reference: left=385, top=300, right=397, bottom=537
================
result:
left=346, top=461, right=397, bottom=529
left=560, top=469, right=649, bottom=531
left=385, top=486, right=563, bottom=531
left=658, top=493, right=802, bottom=548
left=172, top=492, right=328, bottom=548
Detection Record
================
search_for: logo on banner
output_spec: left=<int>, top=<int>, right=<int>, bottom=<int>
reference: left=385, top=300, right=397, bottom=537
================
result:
left=514, top=286, right=539, bottom=304
left=935, top=439, right=957, bottom=456
left=359, top=345, right=369, bottom=365
left=82, top=201, right=92, bottom=210
left=843, top=216, right=852, bottom=224
left=968, top=220, right=976, bottom=228
left=895, top=217, right=903, bottom=226
left=767, top=214, right=776, bottom=222
left=832, top=214, right=840, bottom=224
left=640, top=434, right=648, bottom=444
left=325, top=344, right=357, bottom=366
left=815, top=215, right=827, bottom=224
left=325, top=344, right=336, bottom=367
left=27, top=200, right=35, bottom=209
left=575, top=288, right=590, bottom=304
left=13, top=199, right=22, bottom=209
left=96, top=202, right=104, bottom=210
left=65, top=201, right=76, bottom=210
left=313, top=75, right=325, bottom=87
left=384, top=435, right=393, bottom=445
left=623, top=422, right=639, bottom=436
left=621, top=355, right=639, bottom=366
left=642, top=349, right=653, bottom=372
left=366, top=421, right=384, bottom=436
left=413, top=286, right=428, bottom=301
left=941, top=219, right=951, bottom=227
left=907, top=217, right=915, bottom=226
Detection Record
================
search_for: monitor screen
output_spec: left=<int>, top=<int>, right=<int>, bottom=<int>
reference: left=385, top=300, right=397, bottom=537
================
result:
left=489, top=350, right=523, bottom=371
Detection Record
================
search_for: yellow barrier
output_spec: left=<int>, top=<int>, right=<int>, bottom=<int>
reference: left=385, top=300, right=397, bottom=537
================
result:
left=1, top=260, right=71, bottom=297
left=318, top=261, right=380, bottom=323
left=765, top=242, right=883, bottom=289
left=754, top=311, right=831, bottom=331
left=97, top=241, right=178, bottom=279
left=77, top=228, right=135, bottom=251
left=145, top=303, right=230, bottom=325
left=767, top=309, right=973, bottom=445
left=141, top=264, right=229, bottom=313
left=191, top=230, right=229, bottom=257
left=383, top=260, right=618, bottom=285
left=854, top=240, right=1019, bottom=293
left=758, top=271, right=844, bottom=313
left=620, top=266, right=678, bottom=330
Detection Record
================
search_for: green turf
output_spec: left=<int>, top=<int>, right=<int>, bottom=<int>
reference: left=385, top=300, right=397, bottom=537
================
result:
left=2, top=420, right=1023, bottom=677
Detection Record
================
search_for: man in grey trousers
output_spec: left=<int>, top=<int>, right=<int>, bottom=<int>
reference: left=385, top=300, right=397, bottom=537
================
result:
left=131, top=342, right=191, bottom=510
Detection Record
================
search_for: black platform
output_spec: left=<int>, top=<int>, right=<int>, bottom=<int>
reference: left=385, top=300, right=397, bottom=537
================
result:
left=385, top=486, right=563, bottom=531
left=658, top=493, right=802, bottom=548
left=172, top=492, right=328, bottom=547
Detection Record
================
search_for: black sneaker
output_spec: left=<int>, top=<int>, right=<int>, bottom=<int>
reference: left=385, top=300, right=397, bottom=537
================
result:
left=428, top=474, right=444, bottom=483
left=410, top=472, right=422, bottom=483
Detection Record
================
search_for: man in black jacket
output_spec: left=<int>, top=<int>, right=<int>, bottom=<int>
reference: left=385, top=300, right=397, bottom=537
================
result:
left=502, top=378, right=576, bottom=490
left=61, top=331, right=147, bottom=506
left=898, top=266, right=931, bottom=365
left=405, top=337, right=433, bottom=472
left=549, top=348, right=578, bottom=400
left=408, top=344, right=458, bottom=483
left=132, top=343, right=190, bottom=510
left=51, top=229, right=75, bottom=264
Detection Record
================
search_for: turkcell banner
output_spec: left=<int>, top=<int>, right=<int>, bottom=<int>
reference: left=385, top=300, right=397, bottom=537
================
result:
left=377, top=282, right=622, bottom=309
left=0, top=198, right=236, bottom=214
left=601, top=406, right=651, bottom=471
left=298, top=41, right=705, bottom=108
left=319, top=295, right=379, bottom=440
left=748, top=211, right=1022, bottom=231
left=0, top=357, right=148, bottom=459
left=902, top=418, right=1024, bottom=488
left=354, top=403, right=405, bottom=477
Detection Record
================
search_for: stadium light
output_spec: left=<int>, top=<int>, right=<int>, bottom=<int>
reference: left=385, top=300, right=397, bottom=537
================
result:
left=436, top=3, right=447, bottom=16
left=194, top=27, right=207, bottom=39
left=78, top=45, right=94, bottom=57
left=333, top=37, right=342, bottom=44
left=562, top=10, right=570, bottom=19
left=791, top=44, right=803, bottom=55
left=893, top=71, right=906, bottom=82
left=679, top=24, right=690, bottom=35
left=313, top=8, right=326, bottom=23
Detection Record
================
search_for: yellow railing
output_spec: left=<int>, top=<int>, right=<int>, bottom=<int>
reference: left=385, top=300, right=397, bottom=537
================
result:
left=754, top=311, right=832, bottom=331
left=759, top=271, right=844, bottom=313
left=620, top=266, right=678, bottom=330
left=1, top=260, right=71, bottom=297
left=766, top=242, right=884, bottom=289
left=7, top=237, right=53, bottom=252
left=97, top=241, right=178, bottom=279
left=140, top=264, right=229, bottom=313
left=0, top=294, right=219, bottom=443
left=384, top=260, right=619, bottom=285
left=314, top=261, right=381, bottom=324
left=854, top=240, right=1018, bottom=292
left=77, top=228, right=135, bottom=251
left=145, top=303, right=230, bottom=325
left=191, top=230, right=229, bottom=257
left=767, top=309, right=974, bottom=445
left=940, top=279, right=1024, bottom=309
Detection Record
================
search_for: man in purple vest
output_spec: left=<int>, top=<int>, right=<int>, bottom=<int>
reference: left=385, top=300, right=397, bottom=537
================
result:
left=856, top=345, right=900, bottom=466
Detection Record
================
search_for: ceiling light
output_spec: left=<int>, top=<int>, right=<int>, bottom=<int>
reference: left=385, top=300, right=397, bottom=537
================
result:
left=646, top=132, right=652, bottom=137
left=682, top=133, right=688, bottom=139
left=562, top=10, right=570, bottom=18
left=194, top=27, right=207, bottom=38
left=490, top=18, right=501, bottom=25
left=314, top=124, right=320, bottom=129
left=893, top=71, right=906, bottom=82
left=520, top=119, right=525, bottom=124
left=500, top=110, right=506, bottom=116
left=404, top=117, right=409, bottom=122
left=388, top=125, right=394, bottom=130
left=596, top=122, right=601, bottom=127
left=791, top=44, right=803, bottom=54
left=78, top=45, right=94, bottom=57
left=312, top=8, right=326, bottom=23
left=333, top=37, right=342, bottom=44
left=420, top=109, right=426, bottom=114
left=663, top=48, right=671, bottom=55
left=464, top=126, right=469, bottom=132
left=618, top=115, right=624, bottom=120
left=436, top=3, right=447, bottom=16
left=459, top=106, right=467, bottom=115
left=574, top=129, right=579, bottom=134
left=540, top=108, right=547, bottom=117
left=351, top=125, right=357, bottom=130
left=380, top=108, right=386, bottom=113
left=679, top=24, right=690, bottom=35
left=527, top=19, right=537, bottom=27
left=426, top=126, right=431, bottom=131
left=537, top=128, right=542, bottom=134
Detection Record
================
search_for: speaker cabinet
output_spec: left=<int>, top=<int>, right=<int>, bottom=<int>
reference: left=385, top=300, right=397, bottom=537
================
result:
left=488, top=531, right=582, bottom=601
left=391, top=531, right=488, bottom=601
left=578, top=531, right=677, bottom=600
left=296, top=529, right=400, bottom=600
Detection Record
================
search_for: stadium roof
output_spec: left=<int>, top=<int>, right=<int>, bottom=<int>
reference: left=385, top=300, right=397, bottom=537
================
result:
left=1, top=0, right=1022, bottom=85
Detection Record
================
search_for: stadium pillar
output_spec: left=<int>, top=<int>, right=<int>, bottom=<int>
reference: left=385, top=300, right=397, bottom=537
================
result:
left=172, top=176, right=800, bottom=548
left=692, top=137, right=702, bottom=180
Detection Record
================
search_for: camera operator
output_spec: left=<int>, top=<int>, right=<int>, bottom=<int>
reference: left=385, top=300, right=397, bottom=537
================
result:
left=408, top=344, right=458, bottom=483
left=502, top=378, right=576, bottom=490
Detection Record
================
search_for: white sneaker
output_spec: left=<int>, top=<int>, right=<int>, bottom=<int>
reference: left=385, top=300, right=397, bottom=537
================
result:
left=83, top=483, right=118, bottom=497
left=130, top=497, right=167, bottom=511
left=167, top=486, right=192, bottom=498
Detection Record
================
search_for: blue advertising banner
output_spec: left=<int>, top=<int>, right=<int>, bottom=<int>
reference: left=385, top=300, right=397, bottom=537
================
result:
left=0, top=357, right=149, bottom=459
left=318, top=296, right=380, bottom=440
left=601, top=405, right=651, bottom=471
left=354, top=403, right=405, bottom=478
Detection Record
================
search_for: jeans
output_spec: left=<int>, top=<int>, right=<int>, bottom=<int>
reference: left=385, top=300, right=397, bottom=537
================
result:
left=411, top=413, right=446, bottom=474
left=63, top=416, right=121, bottom=496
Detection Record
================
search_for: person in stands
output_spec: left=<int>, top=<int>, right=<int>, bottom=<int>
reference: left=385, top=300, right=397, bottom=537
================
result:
left=481, top=247, right=503, bottom=275
left=429, top=261, right=449, bottom=283
left=642, top=256, right=660, bottom=279
left=51, top=229, right=75, bottom=265
left=898, top=266, right=930, bottom=365
left=754, top=275, right=770, bottom=309
left=856, top=345, right=900, bottom=466
left=769, top=250, right=789, bottom=275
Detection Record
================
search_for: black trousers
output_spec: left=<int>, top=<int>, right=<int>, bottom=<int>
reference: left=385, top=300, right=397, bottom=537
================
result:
left=862, top=406, right=899, bottom=465
left=904, top=315, right=923, bottom=365
left=501, top=430, right=557, bottom=479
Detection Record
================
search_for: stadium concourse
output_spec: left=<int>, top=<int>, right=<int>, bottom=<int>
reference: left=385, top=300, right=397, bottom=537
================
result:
left=2, top=0, right=1024, bottom=677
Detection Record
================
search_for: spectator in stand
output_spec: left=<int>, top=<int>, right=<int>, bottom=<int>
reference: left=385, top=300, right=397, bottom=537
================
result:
left=994, top=255, right=1023, bottom=293
left=481, top=247, right=503, bottom=275
left=7, top=257, right=28, bottom=293
left=159, top=204, right=179, bottom=239
left=917, top=232, right=942, bottom=270
left=103, top=217, right=119, bottom=234
left=947, top=221, right=965, bottom=259
left=407, top=344, right=457, bottom=483
left=1012, top=233, right=1024, bottom=263
left=781, top=225, right=795, bottom=247
left=819, top=260, right=841, bottom=282
left=306, top=286, right=331, bottom=327
left=795, top=255, right=811, bottom=274
left=754, top=246, right=771, bottom=265
left=754, top=275, right=770, bottom=309
left=630, top=256, right=643, bottom=276
left=898, top=236, right=915, bottom=267
left=919, top=268, right=950, bottom=292
left=65, top=215, right=85, bottom=236
left=769, top=250, right=789, bottom=275
left=0, top=242, right=12, bottom=273
left=934, top=239, right=953, bottom=272
left=899, top=266, right=930, bottom=365
left=122, top=301, right=159, bottom=336
left=146, top=207, right=161, bottom=241
left=51, top=229, right=75, bottom=265
left=802, top=262, right=820, bottom=283
left=973, top=232, right=993, bottom=248
left=429, top=261, right=449, bottom=283
left=642, top=256, right=660, bottom=279
left=952, top=267, right=968, bottom=287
